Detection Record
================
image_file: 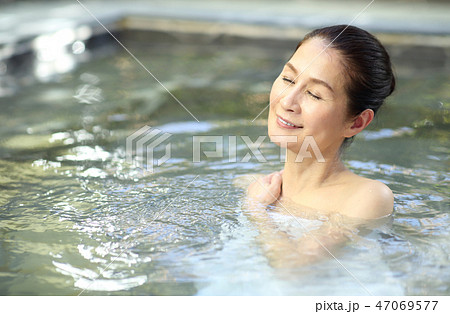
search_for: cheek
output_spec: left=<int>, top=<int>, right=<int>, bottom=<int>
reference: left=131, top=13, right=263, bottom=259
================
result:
left=303, top=107, right=342, bottom=133
left=304, top=105, right=328, bottom=122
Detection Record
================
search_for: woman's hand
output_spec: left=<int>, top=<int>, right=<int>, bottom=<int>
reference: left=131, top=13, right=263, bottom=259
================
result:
left=247, top=171, right=283, bottom=206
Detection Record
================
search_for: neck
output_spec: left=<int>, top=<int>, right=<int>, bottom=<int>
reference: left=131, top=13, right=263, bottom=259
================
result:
left=281, top=148, right=347, bottom=199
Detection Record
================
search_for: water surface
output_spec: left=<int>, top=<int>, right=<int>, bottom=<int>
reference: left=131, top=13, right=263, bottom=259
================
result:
left=0, top=39, right=448, bottom=295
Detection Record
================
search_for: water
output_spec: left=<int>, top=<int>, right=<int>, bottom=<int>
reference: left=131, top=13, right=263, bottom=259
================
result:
left=0, top=38, right=449, bottom=295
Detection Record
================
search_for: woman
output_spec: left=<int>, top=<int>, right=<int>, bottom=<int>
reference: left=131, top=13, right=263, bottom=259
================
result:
left=243, top=25, right=396, bottom=268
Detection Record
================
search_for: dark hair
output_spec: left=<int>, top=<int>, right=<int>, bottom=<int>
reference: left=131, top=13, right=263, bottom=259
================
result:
left=295, top=25, right=395, bottom=147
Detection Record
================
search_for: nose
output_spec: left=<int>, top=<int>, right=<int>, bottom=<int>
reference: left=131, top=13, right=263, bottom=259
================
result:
left=280, top=88, right=301, bottom=114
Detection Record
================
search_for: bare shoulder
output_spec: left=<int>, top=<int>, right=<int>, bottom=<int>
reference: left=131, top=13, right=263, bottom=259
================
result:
left=342, top=176, right=394, bottom=219
left=232, top=174, right=265, bottom=190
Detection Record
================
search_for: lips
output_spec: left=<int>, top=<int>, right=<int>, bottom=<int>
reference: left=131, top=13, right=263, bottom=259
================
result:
left=276, top=115, right=302, bottom=129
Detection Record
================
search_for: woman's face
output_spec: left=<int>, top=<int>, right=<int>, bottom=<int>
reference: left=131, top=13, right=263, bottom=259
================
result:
left=268, top=38, right=351, bottom=157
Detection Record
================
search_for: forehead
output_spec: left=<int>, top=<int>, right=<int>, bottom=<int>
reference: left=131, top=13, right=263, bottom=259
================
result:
left=287, top=38, right=345, bottom=89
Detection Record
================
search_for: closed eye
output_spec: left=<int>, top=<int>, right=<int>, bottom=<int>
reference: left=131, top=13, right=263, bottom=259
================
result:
left=282, top=77, right=294, bottom=84
left=282, top=76, right=322, bottom=100
left=307, top=90, right=321, bottom=100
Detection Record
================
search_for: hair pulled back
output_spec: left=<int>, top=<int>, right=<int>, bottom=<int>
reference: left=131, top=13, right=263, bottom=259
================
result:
left=295, top=25, right=396, bottom=146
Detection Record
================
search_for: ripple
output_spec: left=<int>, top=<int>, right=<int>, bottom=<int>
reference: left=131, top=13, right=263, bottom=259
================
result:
left=74, top=276, right=147, bottom=292
left=56, top=145, right=110, bottom=162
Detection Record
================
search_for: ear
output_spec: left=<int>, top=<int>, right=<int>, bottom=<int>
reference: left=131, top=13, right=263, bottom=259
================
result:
left=344, top=109, right=374, bottom=138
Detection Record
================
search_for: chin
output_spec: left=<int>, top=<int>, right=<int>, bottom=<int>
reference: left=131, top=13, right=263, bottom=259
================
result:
left=267, top=123, right=279, bottom=144
left=268, top=134, right=282, bottom=147
left=269, top=130, right=302, bottom=153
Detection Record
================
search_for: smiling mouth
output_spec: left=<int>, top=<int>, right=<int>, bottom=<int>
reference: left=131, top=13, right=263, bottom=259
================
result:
left=277, top=115, right=302, bottom=128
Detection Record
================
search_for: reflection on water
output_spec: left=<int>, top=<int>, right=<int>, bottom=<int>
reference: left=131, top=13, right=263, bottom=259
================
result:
left=0, top=41, right=448, bottom=295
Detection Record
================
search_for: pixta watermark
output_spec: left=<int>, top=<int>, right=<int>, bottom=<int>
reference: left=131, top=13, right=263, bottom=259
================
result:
left=126, top=126, right=325, bottom=173
left=126, top=126, right=172, bottom=173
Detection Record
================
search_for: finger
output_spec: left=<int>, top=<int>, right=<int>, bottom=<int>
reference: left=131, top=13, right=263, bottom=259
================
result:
left=269, top=172, right=282, bottom=191
left=262, top=173, right=274, bottom=184
left=267, top=171, right=281, bottom=184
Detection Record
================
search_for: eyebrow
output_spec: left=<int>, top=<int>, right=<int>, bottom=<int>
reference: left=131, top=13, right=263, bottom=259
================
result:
left=284, top=62, right=334, bottom=93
